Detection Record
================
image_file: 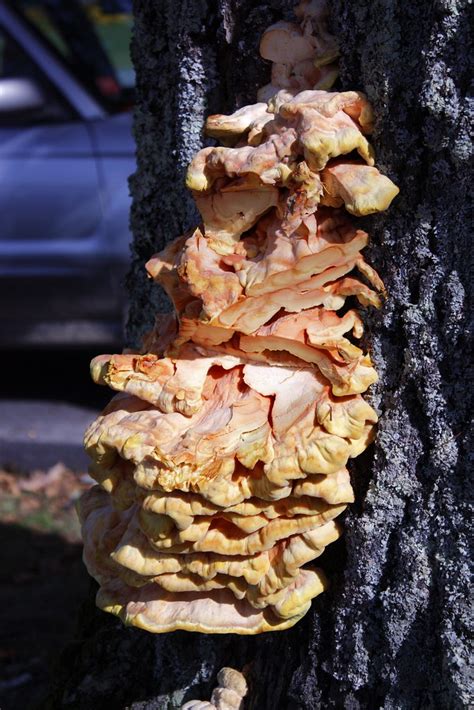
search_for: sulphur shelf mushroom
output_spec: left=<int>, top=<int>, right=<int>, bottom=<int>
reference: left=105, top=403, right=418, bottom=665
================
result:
left=79, top=1, right=398, bottom=635
left=181, top=667, right=248, bottom=709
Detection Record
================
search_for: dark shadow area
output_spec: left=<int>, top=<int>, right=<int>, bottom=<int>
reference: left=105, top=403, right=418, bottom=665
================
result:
left=0, top=522, right=89, bottom=710
left=0, top=348, right=111, bottom=471
left=1, top=348, right=112, bottom=409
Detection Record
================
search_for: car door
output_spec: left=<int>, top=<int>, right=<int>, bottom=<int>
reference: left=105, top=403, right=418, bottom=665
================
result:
left=0, top=22, right=103, bottom=274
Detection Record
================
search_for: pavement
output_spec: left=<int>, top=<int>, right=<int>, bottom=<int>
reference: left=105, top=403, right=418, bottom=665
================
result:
left=0, top=349, right=110, bottom=472
left=0, top=400, right=97, bottom=471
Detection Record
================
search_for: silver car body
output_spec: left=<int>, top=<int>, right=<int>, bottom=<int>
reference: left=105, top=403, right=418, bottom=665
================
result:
left=0, top=2, right=135, bottom=346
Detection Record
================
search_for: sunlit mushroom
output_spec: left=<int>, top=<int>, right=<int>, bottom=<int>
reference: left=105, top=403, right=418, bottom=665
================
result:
left=79, top=1, right=398, bottom=636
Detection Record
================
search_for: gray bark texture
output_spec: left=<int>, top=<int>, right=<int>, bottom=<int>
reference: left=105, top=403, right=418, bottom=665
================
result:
left=47, top=1, right=472, bottom=708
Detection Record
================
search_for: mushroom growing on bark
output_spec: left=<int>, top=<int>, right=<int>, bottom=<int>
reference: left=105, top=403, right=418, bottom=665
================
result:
left=79, top=2, right=398, bottom=634
left=182, top=666, right=248, bottom=709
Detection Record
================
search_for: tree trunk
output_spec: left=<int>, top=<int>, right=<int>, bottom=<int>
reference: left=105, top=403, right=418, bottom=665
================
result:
left=47, top=1, right=471, bottom=708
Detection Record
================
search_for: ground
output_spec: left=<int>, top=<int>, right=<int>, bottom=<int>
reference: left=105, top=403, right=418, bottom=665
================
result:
left=0, top=349, right=108, bottom=710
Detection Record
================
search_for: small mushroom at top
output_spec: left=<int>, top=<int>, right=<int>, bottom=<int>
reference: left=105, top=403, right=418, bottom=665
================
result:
left=260, top=21, right=315, bottom=65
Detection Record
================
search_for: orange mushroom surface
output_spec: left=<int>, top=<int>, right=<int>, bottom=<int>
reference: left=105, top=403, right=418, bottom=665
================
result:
left=79, top=1, right=398, bottom=634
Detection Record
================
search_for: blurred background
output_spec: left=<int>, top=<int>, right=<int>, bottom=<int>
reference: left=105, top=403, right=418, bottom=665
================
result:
left=0, top=1, right=135, bottom=706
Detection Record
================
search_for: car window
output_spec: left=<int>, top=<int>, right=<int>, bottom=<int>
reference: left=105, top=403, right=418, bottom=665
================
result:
left=0, top=27, right=73, bottom=124
left=15, top=1, right=134, bottom=112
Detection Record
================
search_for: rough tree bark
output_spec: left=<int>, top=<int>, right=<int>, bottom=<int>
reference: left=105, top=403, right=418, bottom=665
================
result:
left=47, top=1, right=472, bottom=708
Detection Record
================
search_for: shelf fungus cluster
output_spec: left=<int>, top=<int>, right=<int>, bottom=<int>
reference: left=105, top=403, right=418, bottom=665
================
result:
left=79, top=0, right=398, bottom=635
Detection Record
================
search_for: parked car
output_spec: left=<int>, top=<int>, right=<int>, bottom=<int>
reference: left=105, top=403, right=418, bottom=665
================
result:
left=0, top=0, right=135, bottom=346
